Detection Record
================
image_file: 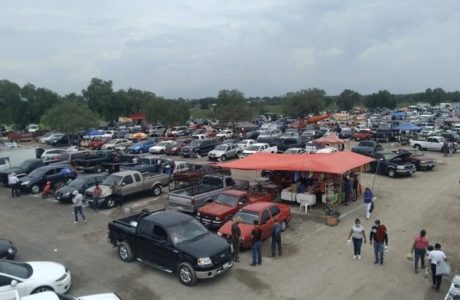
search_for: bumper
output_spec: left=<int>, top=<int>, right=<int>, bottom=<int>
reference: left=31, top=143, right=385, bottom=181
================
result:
left=395, top=169, right=415, bottom=175
left=195, top=260, right=233, bottom=279
left=418, top=163, right=436, bottom=170
left=54, top=272, right=72, bottom=294
left=55, top=193, right=73, bottom=203
left=196, top=216, right=223, bottom=229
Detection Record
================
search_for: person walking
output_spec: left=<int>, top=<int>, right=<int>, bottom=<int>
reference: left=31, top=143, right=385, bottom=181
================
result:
left=448, top=141, right=454, bottom=157
left=92, top=183, right=102, bottom=212
left=442, top=141, right=449, bottom=157
left=231, top=217, right=242, bottom=262
left=428, top=243, right=447, bottom=290
left=72, top=190, right=86, bottom=224
left=370, top=219, right=388, bottom=265
left=8, top=173, right=20, bottom=198
left=347, top=218, right=367, bottom=260
left=112, top=182, right=123, bottom=209
left=363, top=188, right=374, bottom=220
left=270, top=220, right=282, bottom=257
left=250, top=220, right=263, bottom=266
left=411, top=229, right=429, bottom=273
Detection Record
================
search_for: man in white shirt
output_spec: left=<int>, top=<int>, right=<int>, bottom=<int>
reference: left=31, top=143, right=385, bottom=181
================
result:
left=428, top=243, right=447, bottom=290
left=8, top=172, right=20, bottom=198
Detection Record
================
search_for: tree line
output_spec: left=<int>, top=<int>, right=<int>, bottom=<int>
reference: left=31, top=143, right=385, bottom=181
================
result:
left=1, top=77, right=459, bottom=135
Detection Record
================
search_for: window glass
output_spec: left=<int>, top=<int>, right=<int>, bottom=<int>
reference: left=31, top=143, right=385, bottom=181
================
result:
left=152, top=226, right=167, bottom=241
left=122, top=176, right=134, bottom=185
left=269, top=205, right=280, bottom=217
left=0, top=275, right=12, bottom=286
left=139, top=221, right=154, bottom=236
left=261, top=210, right=270, bottom=223
left=133, top=173, right=141, bottom=182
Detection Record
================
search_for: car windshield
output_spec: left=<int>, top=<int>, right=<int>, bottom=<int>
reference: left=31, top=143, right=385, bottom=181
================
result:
left=214, top=145, right=227, bottom=151
left=158, top=141, right=170, bottom=146
left=215, top=194, right=238, bottom=207
left=383, top=153, right=397, bottom=160
left=167, top=219, right=208, bottom=245
left=27, top=168, right=47, bottom=178
left=67, top=177, right=87, bottom=188
left=234, top=210, right=259, bottom=224
left=0, top=260, right=32, bottom=279
left=168, top=141, right=180, bottom=147
left=138, top=158, right=152, bottom=165
left=189, top=141, right=201, bottom=147
left=246, top=145, right=260, bottom=151
left=102, top=175, right=122, bottom=186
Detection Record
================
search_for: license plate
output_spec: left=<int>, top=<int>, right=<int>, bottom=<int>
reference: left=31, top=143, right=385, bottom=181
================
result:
left=223, top=262, right=230, bottom=270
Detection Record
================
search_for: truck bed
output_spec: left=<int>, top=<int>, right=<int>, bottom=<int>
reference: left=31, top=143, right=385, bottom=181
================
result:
left=172, top=184, right=222, bottom=197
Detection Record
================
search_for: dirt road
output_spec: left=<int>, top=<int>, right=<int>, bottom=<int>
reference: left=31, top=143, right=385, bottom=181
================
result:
left=0, top=150, right=458, bottom=300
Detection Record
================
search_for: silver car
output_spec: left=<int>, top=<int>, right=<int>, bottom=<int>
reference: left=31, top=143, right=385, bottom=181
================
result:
left=207, top=143, right=240, bottom=161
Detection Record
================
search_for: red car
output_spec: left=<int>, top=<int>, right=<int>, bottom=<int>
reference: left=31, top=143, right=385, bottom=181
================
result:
left=218, top=202, right=291, bottom=249
left=89, top=137, right=111, bottom=150
left=164, top=139, right=191, bottom=156
left=352, top=129, right=373, bottom=141
left=196, top=190, right=273, bottom=229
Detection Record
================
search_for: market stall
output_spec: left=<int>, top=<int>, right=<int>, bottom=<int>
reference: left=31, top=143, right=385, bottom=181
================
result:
left=217, top=152, right=375, bottom=224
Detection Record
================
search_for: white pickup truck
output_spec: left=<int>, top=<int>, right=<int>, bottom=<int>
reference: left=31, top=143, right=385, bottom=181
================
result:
left=239, top=143, right=278, bottom=158
left=409, top=136, right=458, bottom=152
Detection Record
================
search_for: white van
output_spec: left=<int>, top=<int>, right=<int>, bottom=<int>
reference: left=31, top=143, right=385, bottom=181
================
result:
left=27, top=124, right=39, bottom=133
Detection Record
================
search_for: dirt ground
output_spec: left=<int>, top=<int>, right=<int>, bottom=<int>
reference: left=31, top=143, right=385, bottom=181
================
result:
left=0, top=147, right=458, bottom=300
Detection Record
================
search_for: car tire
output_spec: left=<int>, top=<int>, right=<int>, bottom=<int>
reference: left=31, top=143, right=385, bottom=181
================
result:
left=152, top=185, right=162, bottom=197
left=96, top=166, right=102, bottom=173
left=32, top=286, right=54, bottom=294
left=118, top=241, right=134, bottom=262
left=139, top=149, right=144, bottom=154
left=387, top=168, right=395, bottom=177
left=414, top=144, right=421, bottom=150
left=195, top=152, right=201, bottom=158
left=106, top=198, right=115, bottom=209
left=281, top=221, right=287, bottom=232
left=31, top=184, right=40, bottom=194
left=177, top=262, right=197, bottom=286
left=221, top=155, right=226, bottom=161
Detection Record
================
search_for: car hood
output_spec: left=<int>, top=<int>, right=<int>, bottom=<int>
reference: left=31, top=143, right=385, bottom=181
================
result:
left=20, top=175, right=39, bottom=183
left=85, top=185, right=112, bottom=197
left=176, top=233, right=229, bottom=258
left=390, top=152, right=412, bottom=161
left=219, top=221, right=254, bottom=239
left=0, top=166, right=27, bottom=176
left=28, top=261, right=67, bottom=282
left=199, top=202, right=234, bottom=216
left=57, top=184, right=80, bottom=195
left=78, top=293, right=121, bottom=300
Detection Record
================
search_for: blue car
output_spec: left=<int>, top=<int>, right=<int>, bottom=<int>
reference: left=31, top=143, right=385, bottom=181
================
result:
left=127, top=139, right=156, bottom=154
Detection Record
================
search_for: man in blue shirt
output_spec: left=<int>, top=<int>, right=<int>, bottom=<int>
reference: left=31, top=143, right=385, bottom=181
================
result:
left=271, top=221, right=282, bottom=257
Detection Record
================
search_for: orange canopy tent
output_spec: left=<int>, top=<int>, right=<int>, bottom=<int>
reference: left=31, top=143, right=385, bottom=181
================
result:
left=216, top=151, right=374, bottom=175
left=313, top=134, right=346, bottom=145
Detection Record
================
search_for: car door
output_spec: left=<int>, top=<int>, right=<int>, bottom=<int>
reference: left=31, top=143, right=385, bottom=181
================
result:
left=0, top=274, right=28, bottom=296
left=229, top=144, right=237, bottom=158
left=259, top=208, right=274, bottom=240
left=120, top=175, right=135, bottom=195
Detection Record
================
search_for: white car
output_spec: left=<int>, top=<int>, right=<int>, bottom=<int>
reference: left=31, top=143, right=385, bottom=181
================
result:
left=240, top=143, right=277, bottom=158
left=40, top=149, right=67, bottom=163
left=305, top=141, right=321, bottom=154
left=316, top=147, right=339, bottom=153
left=39, top=133, right=64, bottom=144
left=284, top=148, right=305, bottom=154
left=22, top=291, right=121, bottom=300
left=216, top=130, right=233, bottom=139
left=101, top=139, right=132, bottom=151
left=237, top=139, right=256, bottom=151
left=149, top=140, right=174, bottom=154
left=0, top=260, right=71, bottom=296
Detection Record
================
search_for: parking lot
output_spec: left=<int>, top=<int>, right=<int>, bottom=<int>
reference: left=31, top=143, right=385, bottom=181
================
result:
left=1, top=146, right=459, bottom=299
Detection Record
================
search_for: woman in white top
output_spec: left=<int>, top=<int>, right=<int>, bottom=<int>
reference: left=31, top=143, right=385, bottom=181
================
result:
left=347, top=218, right=367, bottom=260
left=428, top=243, right=447, bottom=290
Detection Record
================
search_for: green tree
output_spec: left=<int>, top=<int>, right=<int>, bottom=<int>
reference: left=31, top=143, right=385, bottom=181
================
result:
left=41, top=101, right=100, bottom=139
left=125, top=88, right=156, bottom=114
left=145, top=99, right=190, bottom=126
left=82, top=78, right=116, bottom=122
left=0, top=80, right=28, bottom=129
left=431, top=88, right=446, bottom=105
left=282, top=88, right=327, bottom=117
left=21, top=84, right=60, bottom=124
left=214, top=89, right=251, bottom=122
left=337, top=89, right=360, bottom=111
left=364, top=90, right=396, bottom=110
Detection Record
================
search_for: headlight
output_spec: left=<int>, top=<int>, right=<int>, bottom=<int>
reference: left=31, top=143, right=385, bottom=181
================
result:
left=7, top=248, right=14, bottom=254
left=196, top=212, right=200, bottom=216
left=419, top=160, right=426, bottom=164
left=65, top=192, right=71, bottom=197
left=217, top=232, right=222, bottom=236
left=55, top=272, right=68, bottom=282
left=241, top=236, right=245, bottom=241
left=172, top=147, right=178, bottom=151
left=397, top=166, right=404, bottom=169
left=22, top=181, right=30, bottom=185
left=197, top=257, right=212, bottom=266
left=215, top=217, right=220, bottom=221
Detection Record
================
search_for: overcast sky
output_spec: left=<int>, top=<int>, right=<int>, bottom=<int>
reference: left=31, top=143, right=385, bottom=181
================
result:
left=1, top=0, right=459, bottom=98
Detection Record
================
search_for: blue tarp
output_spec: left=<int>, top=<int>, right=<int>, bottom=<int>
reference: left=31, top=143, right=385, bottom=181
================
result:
left=392, top=123, right=421, bottom=131
left=392, top=111, right=406, bottom=116
left=84, top=129, right=103, bottom=136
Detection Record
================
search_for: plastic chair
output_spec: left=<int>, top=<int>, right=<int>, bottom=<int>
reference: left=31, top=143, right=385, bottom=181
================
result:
left=299, top=198, right=314, bottom=214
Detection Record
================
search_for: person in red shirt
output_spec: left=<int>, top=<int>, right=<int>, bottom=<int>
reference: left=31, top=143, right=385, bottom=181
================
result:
left=411, top=229, right=429, bottom=273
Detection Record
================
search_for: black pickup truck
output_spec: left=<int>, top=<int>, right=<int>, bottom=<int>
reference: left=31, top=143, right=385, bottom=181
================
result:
left=351, top=140, right=384, bottom=157
left=370, top=151, right=416, bottom=177
left=73, top=150, right=120, bottom=172
left=108, top=209, right=234, bottom=286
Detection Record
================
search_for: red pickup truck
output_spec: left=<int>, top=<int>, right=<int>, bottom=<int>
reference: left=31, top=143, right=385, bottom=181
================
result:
left=196, top=190, right=273, bottom=229
left=352, top=129, right=373, bottom=141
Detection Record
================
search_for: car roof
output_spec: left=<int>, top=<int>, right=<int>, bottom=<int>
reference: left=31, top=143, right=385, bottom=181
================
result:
left=145, top=210, right=193, bottom=227
left=112, top=170, right=139, bottom=176
left=35, top=163, right=73, bottom=171
left=242, top=202, right=274, bottom=211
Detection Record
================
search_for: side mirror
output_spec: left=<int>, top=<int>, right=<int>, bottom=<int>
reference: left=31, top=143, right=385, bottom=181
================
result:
left=121, top=182, right=126, bottom=186
left=10, top=280, right=18, bottom=287
left=238, top=202, right=244, bottom=206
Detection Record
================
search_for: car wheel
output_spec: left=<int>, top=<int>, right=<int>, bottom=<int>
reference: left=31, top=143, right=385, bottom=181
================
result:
left=414, top=144, right=421, bottom=150
left=139, top=149, right=144, bottom=154
left=160, top=150, right=165, bottom=154
left=281, top=221, right=287, bottom=232
left=152, top=185, right=162, bottom=197
left=32, top=286, right=54, bottom=294
left=106, top=198, right=115, bottom=208
left=221, top=155, right=227, bottom=161
left=31, top=184, right=40, bottom=194
left=118, top=241, right=134, bottom=262
left=387, top=168, right=395, bottom=177
left=177, top=262, right=197, bottom=286
left=195, top=152, right=201, bottom=158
